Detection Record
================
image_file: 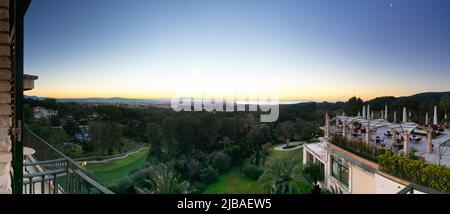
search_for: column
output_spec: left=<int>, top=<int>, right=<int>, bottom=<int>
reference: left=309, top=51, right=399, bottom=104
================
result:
left=427, top=125, right=433, bottom=154
left=366, top=126, right=371, bottom=145
left=403, top=132, right=409, bottom=157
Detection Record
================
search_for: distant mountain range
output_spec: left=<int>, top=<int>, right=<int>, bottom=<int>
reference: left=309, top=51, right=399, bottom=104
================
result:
left=25, top=91, right=450, bottom=105
left=25, top=96, right=173, bottom=104
left=368, top=91, right=450, bottom=103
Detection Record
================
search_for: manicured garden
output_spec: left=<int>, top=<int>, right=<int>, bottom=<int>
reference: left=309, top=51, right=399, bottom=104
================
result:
left=203, top=146, right=311, bottom=194
left=202, top=166, right=266, bottom=194
left=87, top=148, right=150, bottom=185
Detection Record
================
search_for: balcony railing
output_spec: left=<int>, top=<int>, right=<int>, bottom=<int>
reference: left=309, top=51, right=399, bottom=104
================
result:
left=397, top=184, right=445, bottom=194
left=23, top=127, right=113, bottom=194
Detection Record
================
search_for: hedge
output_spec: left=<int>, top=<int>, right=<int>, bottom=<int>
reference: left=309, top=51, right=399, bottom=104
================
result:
left=331, top=134, right=387, bottom=163
left=379, top=151, right=450, bottom=193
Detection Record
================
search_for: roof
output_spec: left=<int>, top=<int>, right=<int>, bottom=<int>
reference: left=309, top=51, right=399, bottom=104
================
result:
left=24, top=74, right=38, bottom=80
left=336, top=116, right=419, bottom=132
left=304, top=142, right=327, bottom=162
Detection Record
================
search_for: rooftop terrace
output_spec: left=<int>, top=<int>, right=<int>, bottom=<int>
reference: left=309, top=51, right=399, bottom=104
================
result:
left=321, top=115, right=450, bottom=166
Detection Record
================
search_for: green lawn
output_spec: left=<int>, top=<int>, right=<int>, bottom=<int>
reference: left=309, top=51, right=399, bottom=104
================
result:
left=203, top=145, right=308, bottom=194
left=202, top=166, right=267, bottom=194
left=87, top=148, right=149, bottom=185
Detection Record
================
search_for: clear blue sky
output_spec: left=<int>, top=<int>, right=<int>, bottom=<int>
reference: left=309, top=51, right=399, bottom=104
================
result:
left=24, top=0, right=450, bottom=101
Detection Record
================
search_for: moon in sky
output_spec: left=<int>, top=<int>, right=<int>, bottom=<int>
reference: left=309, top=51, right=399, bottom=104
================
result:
left=390, top=3, right=393, bottom=7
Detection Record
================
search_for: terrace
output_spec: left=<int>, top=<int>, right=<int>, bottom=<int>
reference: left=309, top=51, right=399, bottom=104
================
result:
left=321, top=107, right=450, bottom=166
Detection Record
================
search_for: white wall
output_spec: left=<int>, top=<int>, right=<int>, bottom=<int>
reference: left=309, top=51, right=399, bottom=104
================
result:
left=375, top=174, right=406, bottom=194
left=351, top=165, right=376, bottom=194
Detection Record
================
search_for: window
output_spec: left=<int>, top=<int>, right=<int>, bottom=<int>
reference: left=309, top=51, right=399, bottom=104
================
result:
left=331, top=157, right=349, bottom=187
left=306, top=151, right=315, bottom=164
left=318, top=161, right=325, bottom=181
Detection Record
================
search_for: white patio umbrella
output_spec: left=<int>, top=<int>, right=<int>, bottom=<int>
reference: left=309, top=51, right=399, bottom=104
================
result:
left=390, top=122, right=419, bottom=157
left=362, top=106, right=366, bottom=119
left=403, top=107, right=407, bottom=123
left=433, top=105, right=438, bottom=125
left=385, top=105, right=388, bottom=120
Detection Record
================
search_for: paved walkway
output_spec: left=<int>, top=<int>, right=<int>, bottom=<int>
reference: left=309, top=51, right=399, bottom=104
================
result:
left=79, top=147, right=148, bottom=164
left=273, top=143, right=304, bottom=151
left=420, top=128, right=450, bottom=166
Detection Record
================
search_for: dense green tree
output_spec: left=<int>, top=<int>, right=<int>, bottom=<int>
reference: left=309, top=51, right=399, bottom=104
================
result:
left=49, top=116, right=61, bottom=127
left=209, top=151, right=231, bottom=173
left=144, top=122, right=162, bottom=156
left=259, top=154, right=310, bottom=194
left=343, top=97, right=363, bottom=116
left=279, top=121, right=296, bottom=147
left=138, top=164, right=193, bottom=194
left=440, top=95, right=450, bottom=122
left=88, top=121, right=123, bottom=154
left=63, top=120, right=81, bottom=137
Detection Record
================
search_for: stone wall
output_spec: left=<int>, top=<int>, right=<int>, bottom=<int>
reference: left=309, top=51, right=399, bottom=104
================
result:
left=0, top=0, right=11, bottom=194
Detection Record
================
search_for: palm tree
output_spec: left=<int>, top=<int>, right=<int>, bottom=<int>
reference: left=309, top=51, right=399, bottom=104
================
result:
left=141, top=164, right=193, bottom=194
left=259, top=153, right=309, bottom=194
left=303, top=163, right=323, bottom=194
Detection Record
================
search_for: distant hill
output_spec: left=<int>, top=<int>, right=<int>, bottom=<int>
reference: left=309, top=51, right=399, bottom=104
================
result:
left=368, top=91, right=450, bottom=103
left=363, top=91, right=450, bottom=114
left=407, top=91, right=450, bottom=100
left=25, top=96, right=172, bottom=104
left=25, top=91, right=450, bottom=106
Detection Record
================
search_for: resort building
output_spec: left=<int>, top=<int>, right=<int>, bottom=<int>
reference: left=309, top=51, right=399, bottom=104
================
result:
left=32, top=106, right=57, bottom=120
left=304, top=106, right=449, bottom=194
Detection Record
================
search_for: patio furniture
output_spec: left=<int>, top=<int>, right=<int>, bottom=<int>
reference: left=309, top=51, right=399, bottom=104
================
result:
left=376, top=136, right=381, bottom=145
left=409, top=135, right=422, bottom=143
left=384, top=131, right=392, bottom=139
left=393, top=139, right=403, bottom=150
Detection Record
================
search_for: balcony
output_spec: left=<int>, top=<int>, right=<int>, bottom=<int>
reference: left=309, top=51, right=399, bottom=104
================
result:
left=397, top=184, right=445, bottom=194
left=22, top=127, right=113, bottom=194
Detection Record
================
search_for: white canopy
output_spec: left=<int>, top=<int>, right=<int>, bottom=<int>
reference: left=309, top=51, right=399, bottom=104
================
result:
left=389, top=122, right=419, bottom=134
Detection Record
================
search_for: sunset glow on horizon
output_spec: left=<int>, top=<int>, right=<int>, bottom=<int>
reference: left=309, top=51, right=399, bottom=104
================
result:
left=24, top=0, right=450, bottom=102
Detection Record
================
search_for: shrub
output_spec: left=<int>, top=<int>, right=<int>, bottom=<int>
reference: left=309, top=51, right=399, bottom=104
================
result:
left=331, top=134, right=386, bottom=162
left=198, top=165, right=219, bottom=184
left=209, top=151, right=231, bottom=173
left=224, top=145, right=241, bottom=163
left=241, top=162, right=264, bottom=180
left=379, top=152, right=450, bottom=193
left=108, top=177, right=136, bottom=194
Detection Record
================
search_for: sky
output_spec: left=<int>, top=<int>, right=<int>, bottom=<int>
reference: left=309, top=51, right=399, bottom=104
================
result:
left=24, top=0, right=450, bottom=101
